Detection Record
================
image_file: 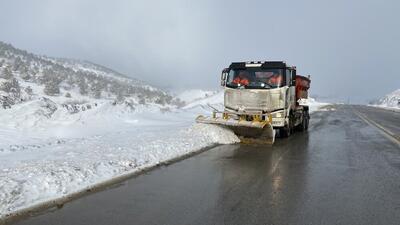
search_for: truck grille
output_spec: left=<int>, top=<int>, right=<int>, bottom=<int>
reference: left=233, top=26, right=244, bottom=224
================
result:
left=224, top=88, right=283, bottom=112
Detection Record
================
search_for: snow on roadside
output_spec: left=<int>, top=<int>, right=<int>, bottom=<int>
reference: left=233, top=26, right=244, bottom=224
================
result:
left=0, top=100, right=239, bottom=218
left=0, top=90, right=330, bottom=218
left=370, top=89, right=400, bottom=111
left=306, top=97, right=332, bottom=113
left=0, top=122, right=238, bottom=217
left=176, top=89, right=218, bottom=104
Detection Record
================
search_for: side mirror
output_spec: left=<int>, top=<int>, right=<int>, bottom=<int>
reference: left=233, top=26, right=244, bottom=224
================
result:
left=291, top=69, right=297, bottom=86
left=291, top=78, right=296, bottom=86
left=220, top=72, right=226, bottom=81
left=221, top=80, right=226, bottom=86
left=220, top=68, right=229, bottom=87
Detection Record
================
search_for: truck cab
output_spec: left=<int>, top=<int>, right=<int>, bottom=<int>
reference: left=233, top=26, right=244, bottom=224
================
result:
left=220, top=61, right=309, bottom=137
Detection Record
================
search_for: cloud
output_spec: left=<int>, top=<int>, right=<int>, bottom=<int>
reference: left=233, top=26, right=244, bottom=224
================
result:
left=0, top=0, right=399, bottom=102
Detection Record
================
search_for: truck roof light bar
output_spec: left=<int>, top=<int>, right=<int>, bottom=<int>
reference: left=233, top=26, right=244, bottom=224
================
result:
left=230, top=61, right=289, bottom=69
left=245, top=63, right=262, bottom=67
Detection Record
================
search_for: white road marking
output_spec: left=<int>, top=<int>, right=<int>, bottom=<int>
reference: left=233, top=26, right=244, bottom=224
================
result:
left=353, top=109, right=400, bottom=148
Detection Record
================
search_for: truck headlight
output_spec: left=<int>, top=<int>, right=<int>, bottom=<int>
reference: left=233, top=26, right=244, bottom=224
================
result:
left=272, top=112, right=284, bottom=118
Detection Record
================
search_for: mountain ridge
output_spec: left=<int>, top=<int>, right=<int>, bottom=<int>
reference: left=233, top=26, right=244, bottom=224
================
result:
left=0, top=41, right=181, bottom=110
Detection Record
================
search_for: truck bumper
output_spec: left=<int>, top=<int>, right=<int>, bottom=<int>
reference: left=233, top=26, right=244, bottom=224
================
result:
left=271, top=118, right=285, bottom=127
left=270, top=110, right=286, bottom=128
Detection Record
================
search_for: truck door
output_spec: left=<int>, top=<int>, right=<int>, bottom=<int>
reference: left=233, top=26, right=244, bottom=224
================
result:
left=286, top=69, right=296, bottom=109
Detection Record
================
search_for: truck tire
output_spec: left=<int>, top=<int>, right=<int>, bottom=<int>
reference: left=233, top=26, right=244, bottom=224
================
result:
left=298, top=113, right=307, bottom=132
left=279, top=125, right=291, bottom=138
left=280, top=111, right=296, bottom=138
left=305, top=111, right=309, bottom=130
left=296, top=110, right=310, bottom=132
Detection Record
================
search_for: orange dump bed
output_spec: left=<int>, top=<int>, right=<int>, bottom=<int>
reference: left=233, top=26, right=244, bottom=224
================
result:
left=296, top=75, right=311, bottom=100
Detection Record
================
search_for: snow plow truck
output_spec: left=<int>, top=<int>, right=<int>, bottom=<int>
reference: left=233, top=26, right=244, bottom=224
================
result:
left=196, top=61, right=311, bottom=144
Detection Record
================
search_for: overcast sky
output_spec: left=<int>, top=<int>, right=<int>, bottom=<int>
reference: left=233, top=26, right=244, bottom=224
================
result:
left=0, top=0, right=399, bottom=103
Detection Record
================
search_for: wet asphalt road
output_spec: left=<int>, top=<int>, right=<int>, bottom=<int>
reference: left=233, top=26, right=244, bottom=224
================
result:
left=15, top=105, right=400, bottom=225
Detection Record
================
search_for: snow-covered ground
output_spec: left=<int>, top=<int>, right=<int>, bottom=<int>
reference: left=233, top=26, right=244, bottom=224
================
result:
left=176, top=89, right=218, bottom=104
left=0, top=89, right=328, bottom=219
left=370, top=89, right=400, bottom=111
left=306, top=97, right=332, bottom=112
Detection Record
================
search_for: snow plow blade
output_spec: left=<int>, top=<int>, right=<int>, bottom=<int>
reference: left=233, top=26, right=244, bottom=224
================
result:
left=196, top=115, right=275, bottom=144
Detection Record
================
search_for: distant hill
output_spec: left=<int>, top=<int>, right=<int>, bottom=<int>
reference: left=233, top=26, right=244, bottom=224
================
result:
left=0, top=41, right=181, bottom=110
left=375, top=89, right=400, bottom=109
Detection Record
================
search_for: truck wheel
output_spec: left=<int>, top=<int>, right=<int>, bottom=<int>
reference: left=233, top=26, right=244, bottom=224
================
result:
left=305, top=112, right=309, bottom=130
left=280, top=121, right=292, bottom=138
left=298, top=114, right=307, bottom=132
left=281, top=112, right=296, bottom=138
left=290, top=114, right=296, bottom=134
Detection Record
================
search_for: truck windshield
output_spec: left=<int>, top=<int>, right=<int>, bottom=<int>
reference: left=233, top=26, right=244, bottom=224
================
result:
left=226, top=68, right=285, bottom=89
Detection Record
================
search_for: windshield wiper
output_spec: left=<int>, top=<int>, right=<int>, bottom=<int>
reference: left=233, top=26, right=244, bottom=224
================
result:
left=261, top=82, right=272, bottom=88
left=226, top=83, right=240, bottom=88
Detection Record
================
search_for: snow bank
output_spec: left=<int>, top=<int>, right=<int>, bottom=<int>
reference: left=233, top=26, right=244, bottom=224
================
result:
left=371, top=89, right=400, bottom=110
left=0, top=89, right=330, bottom=219
left=0, top=122, right=238, bottom=217
left=183, top=91, right=224, bottom=111
left=305, top=97, right=331, bottom=113
left=0, top=101, right=239, bottom=218
left=176, top=89, right=218, bottom=104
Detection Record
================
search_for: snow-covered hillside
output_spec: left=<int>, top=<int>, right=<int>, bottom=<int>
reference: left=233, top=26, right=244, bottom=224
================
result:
left=179, top=90, right=224, bottom=112
left=177, top=89, right=218, bottom=104
left=372, top=89, right=400, bottom=110
left=0, top=41, right=181, bottom=113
